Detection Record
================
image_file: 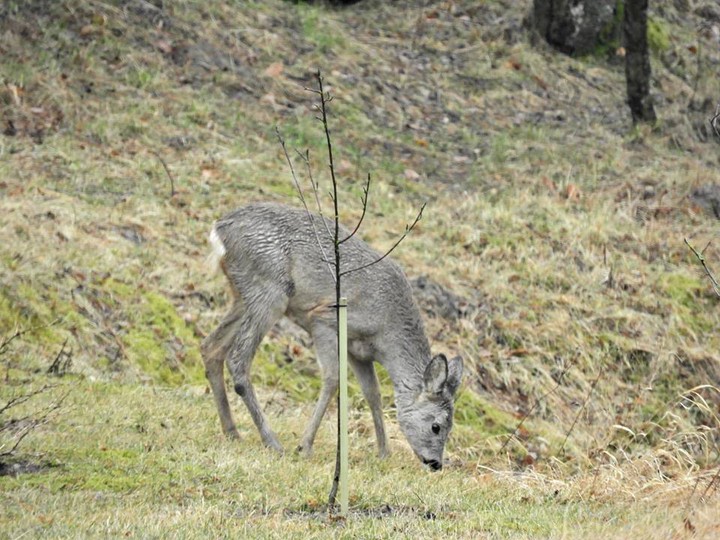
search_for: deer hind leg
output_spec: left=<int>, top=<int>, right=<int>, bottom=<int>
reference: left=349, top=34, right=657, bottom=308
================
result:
left=297, top=322, right=339, bottom=456
left=225, top=288, right=288, bottom=453
left=349, top=357, right=389, bottom=458
left=201, top=300, right=245, bottom=439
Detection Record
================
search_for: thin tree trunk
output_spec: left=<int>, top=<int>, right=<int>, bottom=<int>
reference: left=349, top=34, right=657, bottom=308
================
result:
left=624, top=0, right=657, bottom=124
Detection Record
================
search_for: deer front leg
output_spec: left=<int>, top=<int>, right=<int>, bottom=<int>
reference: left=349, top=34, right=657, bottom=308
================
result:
left=297, top=323, right=339, bottom=456
left=349, top=357, right=389, bottom=458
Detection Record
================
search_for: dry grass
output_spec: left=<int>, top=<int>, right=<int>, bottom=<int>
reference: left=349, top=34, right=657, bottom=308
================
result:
left=1, top=0, right=720, bottom=537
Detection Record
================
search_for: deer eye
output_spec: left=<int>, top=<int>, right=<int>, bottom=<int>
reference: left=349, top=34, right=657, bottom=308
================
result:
left=431, top=423, right=441, bottom=435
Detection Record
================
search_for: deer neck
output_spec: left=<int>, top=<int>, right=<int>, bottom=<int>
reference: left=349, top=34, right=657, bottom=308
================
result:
left=379, top=335, right=431, bottom=408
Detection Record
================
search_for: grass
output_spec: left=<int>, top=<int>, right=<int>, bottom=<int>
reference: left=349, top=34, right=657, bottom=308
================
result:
left=1, top=0, right=720, bottom=537
left=2, top=376, right=719, bottom=538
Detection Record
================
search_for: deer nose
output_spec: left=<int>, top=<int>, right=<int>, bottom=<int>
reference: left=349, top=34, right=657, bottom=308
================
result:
left=423, top=458, right=442, bottom=471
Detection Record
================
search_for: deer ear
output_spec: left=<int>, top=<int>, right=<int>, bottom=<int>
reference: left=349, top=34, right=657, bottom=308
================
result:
left=424, top=354, right=448, bottom=395
left=445, top=356, right=464, bottom=396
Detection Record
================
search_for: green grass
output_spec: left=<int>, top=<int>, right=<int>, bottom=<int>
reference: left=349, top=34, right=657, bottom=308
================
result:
left=1, top=0, right=720, bottom=536
left=3, top=377, right=717, bottom=538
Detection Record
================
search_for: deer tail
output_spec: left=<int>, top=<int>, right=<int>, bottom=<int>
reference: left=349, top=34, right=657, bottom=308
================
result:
left=206, top=223, right=227, bottom=273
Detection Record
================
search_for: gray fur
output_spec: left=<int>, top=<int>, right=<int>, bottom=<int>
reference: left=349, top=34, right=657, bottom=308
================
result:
left=201, top=202, right=463, bottom=470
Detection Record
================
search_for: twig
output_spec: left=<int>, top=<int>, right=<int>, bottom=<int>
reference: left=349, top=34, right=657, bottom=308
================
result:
left=684, top=239, right=720, bottom=297
left=0, top=385, right=56, bottom=416
left=339, top=203, right=426, bottom=277
left=697, top=464, right=720, bottom=502
left=169, top=290, right=214, bottom=308
left=711, top=103, right=720, bottom=140
left=558, top=370, right=602, bottom=455
left=0, top=390, right=69, bottom=457
left=499, top=361, right=573, bottom=453
left=0, top=319, right=62, bottom=357
left=275, top=127, right=336, bottom=282
left=688, top=39, right=703, bottom=110
left=47, top=337, right=72, bottom=376
left=296, top=149, right=334, bottom=241
left=340, top=173, right=371, bottom=245
left=149, top=150, right=176, bottom=198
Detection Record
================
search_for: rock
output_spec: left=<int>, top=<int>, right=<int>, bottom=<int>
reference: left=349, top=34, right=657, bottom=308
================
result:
left=530, top=0, right=619, bottom=56
left=689, top=183, right=720, bottom=219
left=695, top=4, right=720, bottom=23
left=410, top=275, right=471, bottom=321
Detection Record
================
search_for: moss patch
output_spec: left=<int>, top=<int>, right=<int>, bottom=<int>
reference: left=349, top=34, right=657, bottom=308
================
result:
left=121, top=290, right=204, bottom=386
left=648, top=16, right=670, bottom=53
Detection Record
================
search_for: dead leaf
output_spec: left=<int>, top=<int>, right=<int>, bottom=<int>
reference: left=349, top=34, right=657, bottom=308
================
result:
left=201, top=168, right=217, bottom=179
left=541, top=176, right=557, bottom=192
left=80, top=24, right=96, bottom=37
left=507, top=59, right=522, bottom=71
left=564, top=184, right=581, bottom=200
left=261, top=93, right=276, bottom=105
left=336, top=159, right=352, bottom=175
left=404, top=168, right=420, bottom=181
left=687, top=45, right=698, bottom=54
left=155, top=40, right=173, bottom=54
left=263, top=62, right=284, bottom=78
left=532, top=75, right=548, bottom=90
left=6, top=83, right=23, bottom=106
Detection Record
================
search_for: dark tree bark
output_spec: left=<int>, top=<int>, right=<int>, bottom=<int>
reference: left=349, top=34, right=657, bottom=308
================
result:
left=624, top=0, right=657, bottom=124
left=530, top=0, right=618, bottom=56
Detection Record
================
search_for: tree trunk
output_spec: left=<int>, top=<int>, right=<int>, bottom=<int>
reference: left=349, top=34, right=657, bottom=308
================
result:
left=624, top=0, right=657, bottom=124
left=530, top=0, right=618, bottom=56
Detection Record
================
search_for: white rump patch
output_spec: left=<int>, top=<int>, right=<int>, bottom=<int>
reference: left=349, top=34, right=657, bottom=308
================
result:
left=206, top=224, right=226, bottom=272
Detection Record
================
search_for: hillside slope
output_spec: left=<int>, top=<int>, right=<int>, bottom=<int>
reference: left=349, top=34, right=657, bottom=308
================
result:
left=1, top=0, right=720, bottom=536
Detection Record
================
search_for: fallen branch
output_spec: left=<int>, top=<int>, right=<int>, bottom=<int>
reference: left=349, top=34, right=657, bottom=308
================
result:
left=149, top=149, right=176, bottom=198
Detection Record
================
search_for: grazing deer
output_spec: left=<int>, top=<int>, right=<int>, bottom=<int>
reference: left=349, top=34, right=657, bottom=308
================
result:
left=201, top=202, right=463, bottom=470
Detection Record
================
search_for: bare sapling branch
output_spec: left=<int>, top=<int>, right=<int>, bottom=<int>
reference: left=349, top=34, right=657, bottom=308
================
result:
left=0, top=384, right=55, bottom=416
left=684, top=239, right=720, bottom=298
left=275, top=127, right=336, bottom=282
left=1, top=320, right=70, bottom=459
left=281, top=69, right=427, bottom=511
left=0, top=318, right=61, bottom=358
left=296, top=148, right=334, bottom=241
left=340, top=202, right=426, bottom=278
left=312, top=69, right=344, bottom=509
left=340, top=173, right=371, bottom=245
left=0, top=389, right=69, bottom=458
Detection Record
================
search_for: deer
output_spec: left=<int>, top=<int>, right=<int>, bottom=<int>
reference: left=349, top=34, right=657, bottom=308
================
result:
left=201, top=202, right=463, bottom=471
